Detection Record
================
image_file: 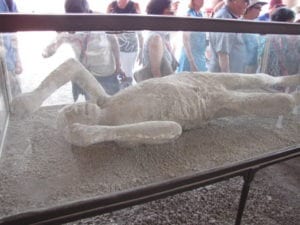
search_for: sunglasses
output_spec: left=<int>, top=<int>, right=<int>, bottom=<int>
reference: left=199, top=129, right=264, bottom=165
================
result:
left=252, top=6, right=262, bottom=10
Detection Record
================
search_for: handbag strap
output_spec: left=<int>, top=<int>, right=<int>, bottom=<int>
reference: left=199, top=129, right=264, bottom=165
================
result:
left=79, top=33, right=90, bottom=64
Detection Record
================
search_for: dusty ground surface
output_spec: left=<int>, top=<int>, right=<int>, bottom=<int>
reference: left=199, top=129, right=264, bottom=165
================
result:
left=0, top=106, right=299, bottom=225
left=68, top=158, right=300, bottom=225
left=69, top=158, right=300, bottom=225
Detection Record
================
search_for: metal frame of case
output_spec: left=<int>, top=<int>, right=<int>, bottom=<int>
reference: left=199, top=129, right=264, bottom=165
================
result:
left=0, top=14, right=299, bottom=225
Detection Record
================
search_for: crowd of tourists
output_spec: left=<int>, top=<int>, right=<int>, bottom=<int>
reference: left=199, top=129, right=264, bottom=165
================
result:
left=1, top=0, right=299, bottom=100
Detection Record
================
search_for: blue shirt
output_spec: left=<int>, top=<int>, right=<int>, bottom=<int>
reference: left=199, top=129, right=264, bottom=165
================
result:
left=258, top=13, right=270, bottom=21
left=0, top=0, right=17, bottom=12
left=208, top=6, right=245, bottom=73
left=0, top=0, right=19, bottom=72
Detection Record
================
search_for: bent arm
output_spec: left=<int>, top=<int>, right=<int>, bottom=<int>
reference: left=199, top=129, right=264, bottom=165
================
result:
left=106, top=2, right=113, bottom=13
left=134, top=2, right=141, bottom=14
left=107, top=34, right=123, bottom=75
left=218, top=52, right=230, bottom=72
left=182, top=32, right=198, bottom=71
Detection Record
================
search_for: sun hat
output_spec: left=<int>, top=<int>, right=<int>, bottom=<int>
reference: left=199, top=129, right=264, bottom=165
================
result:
left=247, top=0, right=267, bottom=9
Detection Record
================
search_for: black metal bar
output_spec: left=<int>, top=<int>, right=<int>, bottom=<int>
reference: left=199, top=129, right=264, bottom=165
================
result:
left=235, top=169, right=257, bottom=225
left=0, top=14, right=299, bottom=34
left=0, top=146, right=299, bottom=225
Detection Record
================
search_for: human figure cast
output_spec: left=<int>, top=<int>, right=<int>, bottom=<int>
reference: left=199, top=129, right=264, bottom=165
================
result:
left=10, top=58, right=300, bottom=147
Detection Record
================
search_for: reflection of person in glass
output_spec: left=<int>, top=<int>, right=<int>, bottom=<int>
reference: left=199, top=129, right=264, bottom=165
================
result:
left=0, top=0, right=23, bottom=100
left=178, top=0, right=207, bottom=72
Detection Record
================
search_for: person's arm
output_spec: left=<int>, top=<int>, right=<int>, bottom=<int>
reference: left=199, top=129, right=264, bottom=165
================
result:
left=148, top=35, right=164, bottom=77
left=218, top=52, right=230, bottom=72
left=134, top=0, right=142, bottom=64
left=133, top=2, right=141, bottom=14
left=106, top=2, right=113, bottom=13
left=107, top=34, right=124, bottom=75
left=10, top=34, right=22, bottom=74
left=136, top=32, right=143, bottom=65
left=182, top=32, right=198, bottom=71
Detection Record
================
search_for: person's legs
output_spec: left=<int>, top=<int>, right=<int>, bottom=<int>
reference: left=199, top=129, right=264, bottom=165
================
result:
left=120, top=51, right=137, bottom=80
left=96, top=75, right=120, bottom=95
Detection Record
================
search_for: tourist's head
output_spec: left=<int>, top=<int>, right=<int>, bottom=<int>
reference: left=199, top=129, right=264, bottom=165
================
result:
left=146, top=0, right=173, bottom=15
left=64, top=0, right=91, bottom=13
left=271, top=7, right=295, bottom=22
left=189, top=0, right=204, bottom=10
left=227, top=0, right=250, bottom=17
left=244, top=0, right=267, bottom=19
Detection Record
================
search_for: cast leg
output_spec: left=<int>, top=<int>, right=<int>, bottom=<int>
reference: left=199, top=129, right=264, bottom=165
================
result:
left=213, top=91, right=296, bottom=119
left=60, top=120, right=182, bottom=147
left=210, top=73, right=300, bottom=90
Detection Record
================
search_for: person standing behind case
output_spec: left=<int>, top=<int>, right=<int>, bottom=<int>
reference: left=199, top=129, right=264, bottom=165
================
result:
left=177, top=0, right=207, bottom=72
left=0, top=0, right=23, bottom=100
left=208, top=0, right=248, bottom=73
left=242, top=0, right=267, bottom=73
left=106, top=0, right=143, bottom=84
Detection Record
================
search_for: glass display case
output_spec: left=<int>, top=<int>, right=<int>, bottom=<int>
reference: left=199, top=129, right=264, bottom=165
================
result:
left=0, top=14, right=299, bottom=225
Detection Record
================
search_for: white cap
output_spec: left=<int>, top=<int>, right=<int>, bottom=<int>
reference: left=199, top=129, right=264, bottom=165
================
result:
left=247, top=0, right=267, bottom=9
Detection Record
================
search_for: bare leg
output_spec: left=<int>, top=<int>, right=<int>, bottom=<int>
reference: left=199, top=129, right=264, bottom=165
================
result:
left=209, top=73, right=300, bottom=91
left=213, top=91, right=296, bottom=119
left=10, top=58, right=109, bottom=117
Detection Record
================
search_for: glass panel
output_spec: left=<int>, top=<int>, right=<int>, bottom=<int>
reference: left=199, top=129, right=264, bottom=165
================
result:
left=0, top=34, right=10, bottom=156
left=0, top=28, right=299, bottom=218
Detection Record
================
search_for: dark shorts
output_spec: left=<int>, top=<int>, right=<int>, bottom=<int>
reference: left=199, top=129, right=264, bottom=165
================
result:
left=72, top=74, right=120, bottom=101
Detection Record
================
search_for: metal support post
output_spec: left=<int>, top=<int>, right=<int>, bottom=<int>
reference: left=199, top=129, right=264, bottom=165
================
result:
left=235, top=169, right=257, bottom=225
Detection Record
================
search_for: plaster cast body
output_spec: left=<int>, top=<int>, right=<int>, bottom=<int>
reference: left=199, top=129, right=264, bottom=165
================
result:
left=11, top=59, right=300, bottom=146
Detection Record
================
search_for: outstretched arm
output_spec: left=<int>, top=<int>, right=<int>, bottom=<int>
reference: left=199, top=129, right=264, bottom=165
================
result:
left=10, top=59, right=109, bottom=117
left=42, top=32, right=68, bottom=58
left=218, top=52, right=230, bottom=72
